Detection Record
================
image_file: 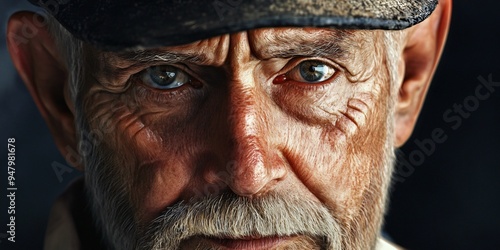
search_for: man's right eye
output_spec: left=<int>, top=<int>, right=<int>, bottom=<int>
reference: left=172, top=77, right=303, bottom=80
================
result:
left=141, top=65, right=191, bottom=90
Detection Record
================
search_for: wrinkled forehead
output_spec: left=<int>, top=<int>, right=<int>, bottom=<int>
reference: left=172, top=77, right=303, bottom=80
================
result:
left=95, top=28, right=381, bottom=67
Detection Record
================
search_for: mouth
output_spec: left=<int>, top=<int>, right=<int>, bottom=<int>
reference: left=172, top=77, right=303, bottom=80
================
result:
left=204, top=235, right=293, bottom=250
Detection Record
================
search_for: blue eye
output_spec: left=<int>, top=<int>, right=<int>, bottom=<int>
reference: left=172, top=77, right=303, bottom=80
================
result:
left=141, top=65, right=190, bottom=89
left=287, top=60, right=336, bottom=83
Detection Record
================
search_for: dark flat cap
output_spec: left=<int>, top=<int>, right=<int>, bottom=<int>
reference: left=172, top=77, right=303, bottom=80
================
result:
left=29, top=0, right=438, bottom=51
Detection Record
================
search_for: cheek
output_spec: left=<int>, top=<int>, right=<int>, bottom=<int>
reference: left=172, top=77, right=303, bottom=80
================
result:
left=279, top=76, right=388, bottom=222
left=82, top=87, right=209, bottom=223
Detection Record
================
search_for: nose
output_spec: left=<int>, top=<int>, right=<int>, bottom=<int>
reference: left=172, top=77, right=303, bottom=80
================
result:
left=224, top=94, right=284, bottom=196
left=204, top=32, right=286, bottom=197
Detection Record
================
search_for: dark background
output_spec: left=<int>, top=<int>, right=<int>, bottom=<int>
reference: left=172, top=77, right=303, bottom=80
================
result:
left=1, top=1, right=499, bottom=249
left=383, top=1, right=500, bottom=249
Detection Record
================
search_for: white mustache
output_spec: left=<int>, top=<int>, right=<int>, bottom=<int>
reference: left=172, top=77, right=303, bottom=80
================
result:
left=139, top=192, right=342, bottom=250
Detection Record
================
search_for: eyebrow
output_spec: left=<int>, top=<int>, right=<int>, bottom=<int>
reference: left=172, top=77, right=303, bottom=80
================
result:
left=255, top=29, right=352, bottom=60
left=113, top=49, right=208, bottom=65
left=112, top=29, right=354, bottom=65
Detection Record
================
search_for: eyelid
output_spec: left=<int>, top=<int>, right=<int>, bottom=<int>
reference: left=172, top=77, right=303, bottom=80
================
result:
left=109, top=60, right=190, bottom=80
left=134, top=81, right=195, bottom=103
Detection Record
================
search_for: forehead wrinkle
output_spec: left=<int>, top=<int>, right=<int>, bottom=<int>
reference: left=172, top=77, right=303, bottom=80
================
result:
left=107, top=35, right=229, bottom=67
left=250, top=28, right=356, bottom=60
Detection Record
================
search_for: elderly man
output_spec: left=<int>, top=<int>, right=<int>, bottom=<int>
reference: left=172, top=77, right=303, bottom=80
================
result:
left=7, top=0, right=451, bottom=249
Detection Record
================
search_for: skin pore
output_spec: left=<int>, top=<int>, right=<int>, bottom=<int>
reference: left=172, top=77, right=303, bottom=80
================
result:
left=6, top=1, right=451, bottom=248
left=79, top=28, right=395, bottom=249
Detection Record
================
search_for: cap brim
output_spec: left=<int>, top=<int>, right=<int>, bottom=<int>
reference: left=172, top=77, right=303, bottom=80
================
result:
left=30, top=0, right=438, bottom=51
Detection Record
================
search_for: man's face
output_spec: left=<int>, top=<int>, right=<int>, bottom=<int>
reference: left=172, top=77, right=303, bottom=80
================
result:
left=79, top=27, right=396, bottom=249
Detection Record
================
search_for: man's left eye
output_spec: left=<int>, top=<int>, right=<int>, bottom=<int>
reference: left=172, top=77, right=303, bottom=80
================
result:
left=141, top=65, right=191, bottom=90
left=286, top=60, right=336, bottom=83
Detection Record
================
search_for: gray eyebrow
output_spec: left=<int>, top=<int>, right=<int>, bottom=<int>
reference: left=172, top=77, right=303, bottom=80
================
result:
left=114, top=49, right=206, bottom=64
left=113, top=29, right=353, bottom=65
left=255, top=29, right=353, bottom=60
left=261, top=41, right=345, bottom=60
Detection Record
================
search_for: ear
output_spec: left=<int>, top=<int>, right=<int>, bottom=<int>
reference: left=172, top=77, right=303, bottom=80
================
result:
left=394, top=0, right=452, bottom=147
left=7, top=11, right=82, bottom=170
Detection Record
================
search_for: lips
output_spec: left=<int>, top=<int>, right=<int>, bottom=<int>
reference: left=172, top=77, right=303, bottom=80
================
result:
left=205, top=235, right=291, bottom=250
